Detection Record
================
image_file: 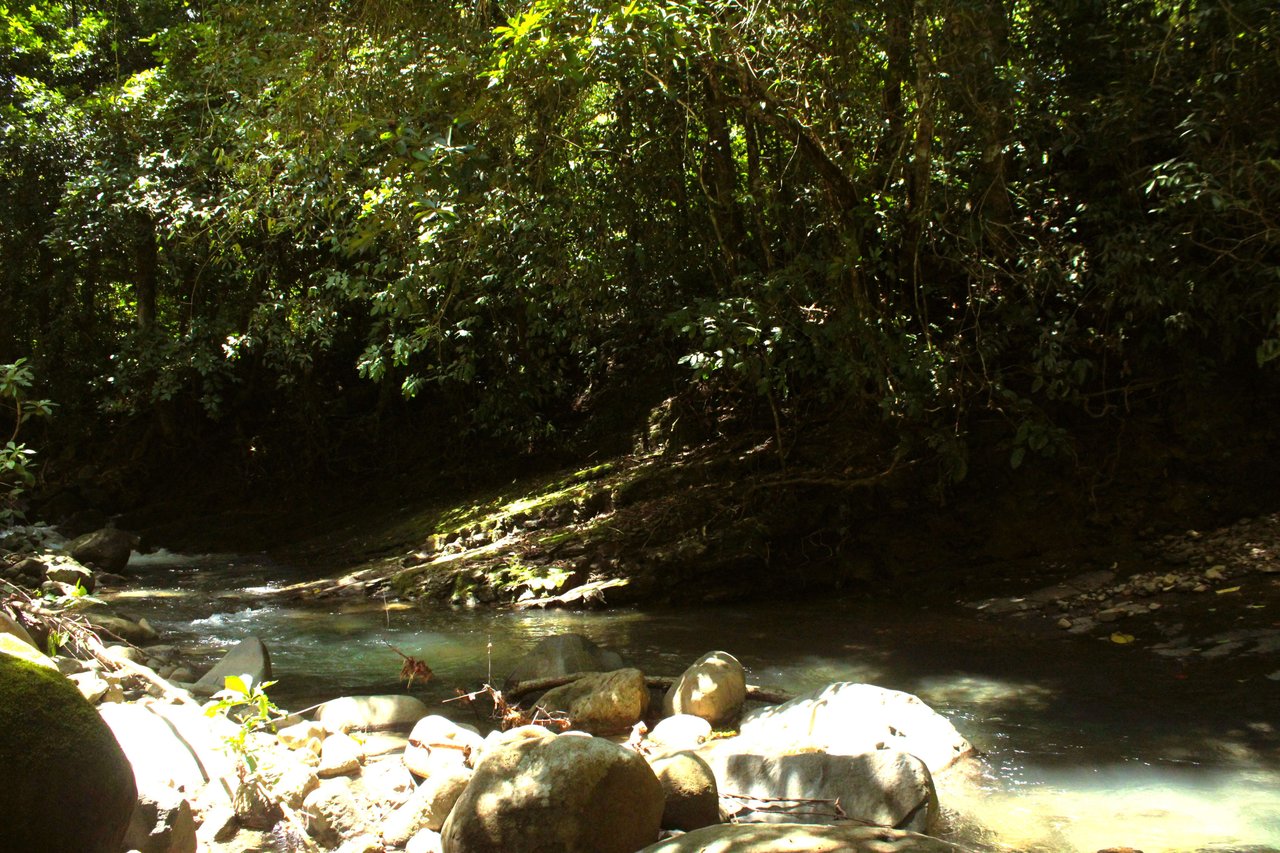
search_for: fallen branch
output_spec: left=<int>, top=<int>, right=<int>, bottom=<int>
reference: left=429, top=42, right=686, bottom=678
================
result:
left=721, top=793, right=885, bottom=827
left=446, top=683, right=572, bottom=732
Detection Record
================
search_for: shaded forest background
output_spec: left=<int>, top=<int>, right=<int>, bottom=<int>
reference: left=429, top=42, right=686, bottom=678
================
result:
left=3, top=0, right=1278, bottom=521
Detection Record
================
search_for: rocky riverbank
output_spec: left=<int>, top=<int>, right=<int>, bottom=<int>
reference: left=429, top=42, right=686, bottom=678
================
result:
left=2, top=575, right=981, bottom=853
left=2, top=522, right=989, bottom=852
left=963, top=512, right=1280, bottom=679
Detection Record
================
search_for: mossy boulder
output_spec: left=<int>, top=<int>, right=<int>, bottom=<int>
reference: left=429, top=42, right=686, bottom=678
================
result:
left=0, top=652, right=137, bottom=852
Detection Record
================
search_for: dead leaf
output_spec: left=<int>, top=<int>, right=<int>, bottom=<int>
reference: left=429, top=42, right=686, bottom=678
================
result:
left=1110, top=632, right=1135, bottom=644
left=1215, top=586, right=1241, bottom=595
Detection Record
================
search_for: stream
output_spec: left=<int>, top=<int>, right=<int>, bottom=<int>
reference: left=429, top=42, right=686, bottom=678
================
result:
left=104, top=550, right=1280, bottom=853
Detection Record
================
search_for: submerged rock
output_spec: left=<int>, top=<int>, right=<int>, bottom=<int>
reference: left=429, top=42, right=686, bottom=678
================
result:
left=504, top=633, right=625, bottom=686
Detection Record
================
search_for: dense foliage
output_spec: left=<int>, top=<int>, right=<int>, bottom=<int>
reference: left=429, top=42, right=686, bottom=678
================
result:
left=3, top=0, right=1277, bottom=486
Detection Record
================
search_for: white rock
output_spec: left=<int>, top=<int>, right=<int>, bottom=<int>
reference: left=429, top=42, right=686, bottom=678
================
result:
left=316, top=694, right=428, bottom=733
left=648, top=714, right=712, bottom=753
left=406, top=827, right=445, bottom=853
left=318, top=732, right=364, bottom=778
left=278, top=720, right=327, bottom=751
left=699, top=747, right=938, bottom=832
left=736, top=682, right=974, bottom=773
left=302, top=777, right=369, bottom=847
left=403, top=715, right=485, bottom=778
left=98, top=702, right=240, bottom=807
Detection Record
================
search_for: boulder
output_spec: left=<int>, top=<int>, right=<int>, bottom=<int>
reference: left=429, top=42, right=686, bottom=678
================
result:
left=650, top=751, right=720, bottom=831
left=83, top=610, right=159, bottom=644
left=278, top=720, right=328, bottom=754
left=737, top=682, right=975, bottom=773
left=303, top=777, right=372, bottom=847
left=408, top=828, right=445, bottom=853
left=697, top=747, right=938, bottom=833
left=0, top=631, right=53, bottom=668
left=317, top=694, right=429, bottom=733
left=404, top=715, right=485, bottom=778
left=123, top=789, right=197, bottom=853
left=0, top=652, right=137, bottom=852
left=318, top=732, right=365, bottom=778
left=662, top=651, right=746, bottom=727
left=505, top=633, right=624, bottom=686
left=98, top=701, right=240, bottom=807
left=68, top=527, right=137, bottom=573
left=191, top=635, right=272, bottom=696
left=44, top=558, right=96, bottom=592
left=381, top=763, right=472, bottom=843
left=648, top=714, right=712, bottom=754
left=262, top=758, right=320, bottom=809
left=638, top=824, right=968, bottom=852
left=440, top=728, right=664, bottom=853
left=360, top=754, right=416, bottom=809
left=538, top=667, right=650, bottom=735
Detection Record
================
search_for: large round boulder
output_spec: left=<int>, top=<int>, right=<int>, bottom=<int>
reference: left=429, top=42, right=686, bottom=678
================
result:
left=737, top=682, right=975, bottom=773
left=68, top=527, right=137, bottom=573
left=505, top=633, right=624, bottom=687
left=537, top=668, right=650, bottom=735
left=0, top=652, right=137, bottom=852
left=662, top=650, right=746, bottom=727
left=440, top=728, right=664, bottom=853
left=649, top=751, right=719, bottom=831
left=697, top=746, right=939, bottom=833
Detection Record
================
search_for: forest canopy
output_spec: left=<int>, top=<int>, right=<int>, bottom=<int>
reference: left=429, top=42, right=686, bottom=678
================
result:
left=3, top=0, right=1278, bottom=486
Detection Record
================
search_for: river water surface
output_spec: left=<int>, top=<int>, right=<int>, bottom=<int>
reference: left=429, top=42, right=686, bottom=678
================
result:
left=104, top=550, right=1280, bottom=853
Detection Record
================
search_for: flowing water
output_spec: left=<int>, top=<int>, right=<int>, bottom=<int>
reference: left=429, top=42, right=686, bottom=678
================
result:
left=105, top=550, right=1280, bottom=853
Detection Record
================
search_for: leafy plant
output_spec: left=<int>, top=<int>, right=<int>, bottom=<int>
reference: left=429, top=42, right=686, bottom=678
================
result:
left=0, top=360, right=55, bottom=523
left=205, top=673, right=280, bottom=772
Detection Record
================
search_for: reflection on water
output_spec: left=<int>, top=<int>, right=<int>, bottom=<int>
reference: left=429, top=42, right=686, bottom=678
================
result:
left=104, top=552, right=1280, bottom=853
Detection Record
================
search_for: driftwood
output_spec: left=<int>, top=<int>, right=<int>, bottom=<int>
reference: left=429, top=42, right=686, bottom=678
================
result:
left=506, top=671, right=795, bottom=705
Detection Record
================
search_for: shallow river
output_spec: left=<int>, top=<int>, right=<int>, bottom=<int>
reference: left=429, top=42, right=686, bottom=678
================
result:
left=105, top=551, right=1280, bottom=853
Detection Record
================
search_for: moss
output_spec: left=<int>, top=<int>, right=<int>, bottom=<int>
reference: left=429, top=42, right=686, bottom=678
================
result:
left=0, top=653, right=136, bottom=851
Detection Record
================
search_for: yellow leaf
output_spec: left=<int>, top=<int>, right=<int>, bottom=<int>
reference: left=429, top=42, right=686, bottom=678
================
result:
left=1215, top=586, right=1241, bottom=595
left=1110, top=632, right=1135, bottom=644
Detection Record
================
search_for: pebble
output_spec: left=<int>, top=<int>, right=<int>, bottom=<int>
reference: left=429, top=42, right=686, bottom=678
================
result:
left=1057, top=617, right=1073, bottom=629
